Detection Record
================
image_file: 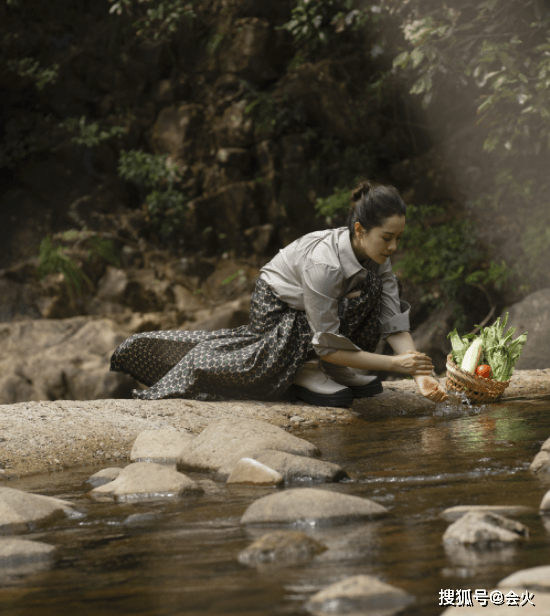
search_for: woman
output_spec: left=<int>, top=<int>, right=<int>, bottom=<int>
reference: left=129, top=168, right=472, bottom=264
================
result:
left=111, top=181, right=448, bottom=406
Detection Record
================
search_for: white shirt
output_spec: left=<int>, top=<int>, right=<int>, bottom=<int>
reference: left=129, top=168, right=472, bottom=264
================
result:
left=259, top=227, right=410, bottom=356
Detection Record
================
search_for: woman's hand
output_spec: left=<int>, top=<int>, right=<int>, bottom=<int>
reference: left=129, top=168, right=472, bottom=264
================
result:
left=391, top=351, right=434, bottom=376
left=415, top=375, right=448, bottom=402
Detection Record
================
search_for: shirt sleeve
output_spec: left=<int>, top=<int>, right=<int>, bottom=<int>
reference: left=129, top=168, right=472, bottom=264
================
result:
left=302, top=264, right=362, bottom=356
left=377, top=258, right=411, bottom=339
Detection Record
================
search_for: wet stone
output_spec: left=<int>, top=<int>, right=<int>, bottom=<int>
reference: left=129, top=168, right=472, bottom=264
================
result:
left=226, top=458, right=283, bottom=486
left=89, top=462, right=204, bottom=502
left=306, top=574, right=414, bottom=616
left=539, top=489, right=550, bottom=512
left=0, top=487, right=75, bottom=532
left=498, top=565, right=550, bottom=592
left=84, top=467, right=123, bottom=488
left=130, top=428, right=194, bottom=463
left=225, top=449, right=347, bottom=484
left=443, top=511, right=529, bottom=547
left=238, top=530, right=326, bottom=567
left=241, top=487, right=388, bottom=526
left=0, top=538, right=55, bottom=574
left=176, top=418, right=320, bottom=474
left=440, top=505, right=533, bottom=522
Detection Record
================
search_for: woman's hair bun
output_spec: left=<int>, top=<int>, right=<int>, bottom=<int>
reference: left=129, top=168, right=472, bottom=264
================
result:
left=351, top=180, right=374, bottom=203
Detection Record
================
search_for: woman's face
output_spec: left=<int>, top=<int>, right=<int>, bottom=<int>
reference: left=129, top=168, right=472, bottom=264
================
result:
left=353, top=215, right=406, bottom=264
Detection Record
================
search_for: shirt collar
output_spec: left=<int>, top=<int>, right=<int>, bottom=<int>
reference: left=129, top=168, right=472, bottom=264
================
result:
left=337, top=227, right=367, bottom=278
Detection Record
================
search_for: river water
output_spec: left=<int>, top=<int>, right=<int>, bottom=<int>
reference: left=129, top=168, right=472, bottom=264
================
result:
left=2, top=397, right=550, bottom=616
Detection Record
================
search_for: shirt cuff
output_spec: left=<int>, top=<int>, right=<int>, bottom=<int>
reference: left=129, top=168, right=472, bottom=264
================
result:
left=380, top=300, right=411, bottom=339
left=312, top=332, right=362, bottom=356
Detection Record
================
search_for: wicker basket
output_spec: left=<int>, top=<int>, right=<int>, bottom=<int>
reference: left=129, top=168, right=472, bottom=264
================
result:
left=446, top=354, right=510, bottom=403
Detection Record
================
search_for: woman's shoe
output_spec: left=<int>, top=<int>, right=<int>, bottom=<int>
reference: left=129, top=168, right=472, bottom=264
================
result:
left=292, top=361, right=353, bottom=407
left=320, top=362, right=383, bottom=398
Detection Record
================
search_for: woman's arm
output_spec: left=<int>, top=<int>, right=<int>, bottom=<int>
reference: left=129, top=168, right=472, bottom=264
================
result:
left=385, top=331, right=448, bottom=402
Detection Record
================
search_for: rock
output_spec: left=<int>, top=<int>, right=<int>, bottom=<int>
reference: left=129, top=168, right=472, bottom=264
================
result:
left=123, top=512, right=163, bottom=526
left=539, top=489, right=550, bottom=512
left=529, top=450, right=550, bottom=473
left=0, top=316, right=138, bottom=404
left=0, top=487, right=75, bottom=532
left=0, top=538, right=55, bottom=573
left=220, top=449, right=347, bottom=484
left=442, top=511, right=529, bottom=547
left=177, top=418, right=320, bottom=473
left=541, top=436, right=550, bottom=451
left=0, top=278, right=41, bottom=323
left=440, top=505, right=533, bottom=522
left=150, top=103, right=205, bottom=166
left=213, top=100, right=254, bottom=149
left=238, top=530, right=326, bottom=567
left=305, top=574, right=414, bottom=616
left=130, top=429, right=194, bottom=463
left=172, top=284, right=205, bottom=316
left=222, top=18, right=279, bottom=85
left=226, top=458, right=284, bottom=486
left=503, top=289, right=550, bottom=369
left=412, top=303, right=455, bottom=374
left=89, top=462, right=204, bottom=502
left=244, top=223, right=275, bottom=254
left=216, top=148, right=251, bottom=171
left=498, top=565, right=550, bottom=592
left=240, top=487, right=388, bottom=526
left=85, top=467, right=123, bottom=488
left=188, top=297, right=251, bottom=332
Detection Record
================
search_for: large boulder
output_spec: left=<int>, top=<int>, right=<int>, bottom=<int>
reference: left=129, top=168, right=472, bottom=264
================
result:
left=130, top=429, right=195, bottom=463
left=498, top=566, right=550, bottom=592
left=240, top=488, right=388, bottom=526
left=226, top=458, right=284, bottom=486
left=0, top=316, right=138, bottom=403
left=0, top=487, right=75, bottom=532
left=502, top=289, right=550, bottom=369
left=176, top=418, right=320, bottom=473
left=440, top=505, right=533, bottom=522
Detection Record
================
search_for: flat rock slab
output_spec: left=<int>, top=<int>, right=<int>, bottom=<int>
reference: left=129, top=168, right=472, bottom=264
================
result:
left=227, top=458, right=283, bottom=486
left=0, top=487, right=75, bottom=532
left=130, top=428, right=194, bottom=463
left=440, top=505, right=534, bottom=522
left=238, top=530, right=326, bottom=567
left=443, top=511, right=529, bottom=547
left=221, top=449, right=347, bottom=484
left=440, top=590, right=550, bottom=615
left=84, top=467, right=123, bottom=488
left=89, top=462, right=204, bottom=502
left=306, top=574, right=414, bottom=616
left=0, top=538, right=55, bottom=572
left=1, top=370, right=548, bottom=479
left=177, top=418, right=320, bottom=473
left=498, top=566, right=550, bottom=592
left=241, top=487, right=388, bottom=526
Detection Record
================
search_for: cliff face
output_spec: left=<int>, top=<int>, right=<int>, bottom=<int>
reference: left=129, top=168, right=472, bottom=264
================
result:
left=2, top=0, right=440, bottom=264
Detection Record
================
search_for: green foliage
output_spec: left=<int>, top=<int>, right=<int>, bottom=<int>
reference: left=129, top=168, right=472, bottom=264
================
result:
left=7, top=58, right=59, bottom=90
left=392, top=0, right=550, bottom=156
left=109, top=0, right=198, bottom=40
left=59, top=116, right=125, bottom=148
left=315, top=187, right=351, bottom=219
left=281, top=0, right=376, bottom=63
left=118, top=150, right=188, bottom=239
left=37, top=236, right=91, bottom=300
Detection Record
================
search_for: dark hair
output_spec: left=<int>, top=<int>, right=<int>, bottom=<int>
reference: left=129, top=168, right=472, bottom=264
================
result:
left=347, top=180, right=406, bottom=236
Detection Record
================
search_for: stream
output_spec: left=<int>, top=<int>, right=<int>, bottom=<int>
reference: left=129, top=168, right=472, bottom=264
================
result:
left=2, top=398, right=550, bottom=616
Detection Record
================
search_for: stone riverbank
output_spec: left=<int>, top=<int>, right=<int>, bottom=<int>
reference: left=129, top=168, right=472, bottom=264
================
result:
left=1, top=369, right=550, bottom=480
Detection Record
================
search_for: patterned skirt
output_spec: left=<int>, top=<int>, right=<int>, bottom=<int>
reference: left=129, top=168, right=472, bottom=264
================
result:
left=110, top=273, right=383, bottom=401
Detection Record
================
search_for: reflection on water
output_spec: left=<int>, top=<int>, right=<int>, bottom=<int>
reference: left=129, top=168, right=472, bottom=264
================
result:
left=2, top=399, right=550, bottom=616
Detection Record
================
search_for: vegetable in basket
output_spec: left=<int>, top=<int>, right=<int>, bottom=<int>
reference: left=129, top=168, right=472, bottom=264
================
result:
left=447, top=312, right=527, bottom=381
